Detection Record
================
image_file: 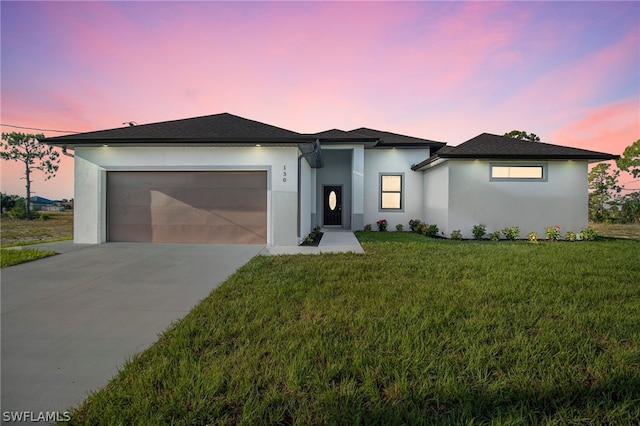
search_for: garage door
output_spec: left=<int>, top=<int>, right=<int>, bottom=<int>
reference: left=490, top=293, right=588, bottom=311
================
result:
left=107, top=171, right=267, bottom=244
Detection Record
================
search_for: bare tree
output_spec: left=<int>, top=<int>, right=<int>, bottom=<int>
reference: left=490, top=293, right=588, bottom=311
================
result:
left=1, top=132, right=60, bottom=219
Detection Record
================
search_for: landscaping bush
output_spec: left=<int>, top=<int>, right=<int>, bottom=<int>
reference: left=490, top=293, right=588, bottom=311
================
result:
left=450, top=230, right=462, bottom=240
left=395, top=223, right=403, bottom=232
left=472, top=224, right=486, bottom=240
left=527, top=231, right=538, bottom=243
left=580, top=227, right=599, bottom=241
left=376, top=219, right=388, bottom=232
left=489, top=231, right=501, bottom=241
left=502, top=226, right=520, bottom=240
left=363, top=224, right=372, bottom=232
left=545, top=225, right=561, bottom=242
left=565, top=230, right=577, bottom=242
left=424, top=224, right=439, bottom=238
left=408, top=219, right=424, bottom=233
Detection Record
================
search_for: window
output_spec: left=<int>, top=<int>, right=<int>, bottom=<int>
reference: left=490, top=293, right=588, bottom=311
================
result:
left=380, top=174, right=403, bottom=210
left=490, top=164, right=546, bottom=181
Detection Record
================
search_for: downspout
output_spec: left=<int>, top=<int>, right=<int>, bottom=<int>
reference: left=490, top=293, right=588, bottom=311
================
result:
left=297, top=139, right=322, bottom=239
left=62, top=146, right=74, bottom=158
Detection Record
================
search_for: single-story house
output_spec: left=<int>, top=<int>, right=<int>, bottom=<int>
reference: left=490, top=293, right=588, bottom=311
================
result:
left=30, top=195, right=56, bottom=210
left=42, top=113, right=617, bottom=245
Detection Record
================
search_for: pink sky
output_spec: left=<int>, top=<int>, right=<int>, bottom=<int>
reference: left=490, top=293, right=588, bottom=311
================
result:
left=1, top=1, right=638, bottom=200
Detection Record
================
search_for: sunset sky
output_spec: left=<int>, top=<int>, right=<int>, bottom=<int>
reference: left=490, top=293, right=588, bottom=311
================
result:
left=1, top=1, right=639, bottom=200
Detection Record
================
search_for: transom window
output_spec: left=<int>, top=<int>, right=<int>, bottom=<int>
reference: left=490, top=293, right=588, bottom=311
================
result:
left=490, top=164, right=546, bottom=181
left=380, top=174, right=403, bottom=210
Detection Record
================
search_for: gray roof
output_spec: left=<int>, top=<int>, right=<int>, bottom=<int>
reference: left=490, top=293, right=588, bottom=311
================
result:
left=350, top=128, right=446, bottom=148
left=306, top=127, right=446, bottom=148
left=43, top=112, right=447, bottom=150
left=412, top=133, right=619, bottom=170
left=42, top=113, right=308, bottom=145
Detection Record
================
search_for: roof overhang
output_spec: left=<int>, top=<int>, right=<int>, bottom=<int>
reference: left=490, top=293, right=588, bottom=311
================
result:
left=412, top=153, right=620, bottom=171
left=40, top=136, right=328, bottom=168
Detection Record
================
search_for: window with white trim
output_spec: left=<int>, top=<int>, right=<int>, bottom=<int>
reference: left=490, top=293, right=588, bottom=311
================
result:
left=490, top=164, right=546, bottom=181
left=380, top=174, right=403, bottom=210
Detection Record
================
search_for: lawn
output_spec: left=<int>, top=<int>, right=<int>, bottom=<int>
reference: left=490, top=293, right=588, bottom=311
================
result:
left=68, top=234, right=639, bottom=425
left=1, top=211, right=72, bottom=267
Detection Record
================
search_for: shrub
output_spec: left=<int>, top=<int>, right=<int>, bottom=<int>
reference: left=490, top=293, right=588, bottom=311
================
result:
left=376, top=219, right=388, bottom=232
left=7, top=202, right=26, bottom=219
left=580, top=227, right=598, bottom=241
left=472, top=224, right=487, bottom=240
left=489, top=231, right=501, bottom=241
left=545, top=225, right=561, bottom=241
left=424, top=224, right=439, bottom=238
left=502, top=226, right=520, bottom=240
left=39, top=213, right=51, bottom=221
left=409, top=219, right=424, bottom=233
left=395, top=224, right=404, bottom=232
left=363, top=224, right=372, bottom=232
left=527, top=231, right=538, bottom=243
left=565, top=230, right=577, bottom=242
left=450, top=230, right=462, bottom=240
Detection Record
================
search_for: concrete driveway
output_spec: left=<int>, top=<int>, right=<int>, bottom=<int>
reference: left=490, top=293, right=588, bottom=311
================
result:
left=1, top=242, right=264, bottom=420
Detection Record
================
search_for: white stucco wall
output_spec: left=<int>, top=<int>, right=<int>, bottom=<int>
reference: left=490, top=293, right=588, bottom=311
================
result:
left=363, top=148, right=431, bottom=231
left=446, top=160, right=589, bottom=238
left=299, top=157, right=313, bottom=242
left=422, top=161, right=449, bottom=234
left=73, top=146, right=300, bottom=245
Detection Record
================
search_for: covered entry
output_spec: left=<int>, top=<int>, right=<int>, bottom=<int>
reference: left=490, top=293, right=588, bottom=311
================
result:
left=107, top=171, right=267, bottom=244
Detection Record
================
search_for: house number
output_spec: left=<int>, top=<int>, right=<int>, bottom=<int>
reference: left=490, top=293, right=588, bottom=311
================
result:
left=283, top=165, right=287, bottom=182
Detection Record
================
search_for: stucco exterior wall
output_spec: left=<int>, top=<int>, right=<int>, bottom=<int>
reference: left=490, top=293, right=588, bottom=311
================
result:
left=363, top=148, right=431, bottom=231
left=73, top=146, right=300, bottom=245
left=422, top=161, right=449, bottom=234
left=446, top=160, right=589, bottom=238
left=299, top=157, right=313, bottom=242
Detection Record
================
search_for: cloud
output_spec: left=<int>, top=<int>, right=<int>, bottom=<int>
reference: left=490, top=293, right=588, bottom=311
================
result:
left=549, top=97, right=639, bottom=155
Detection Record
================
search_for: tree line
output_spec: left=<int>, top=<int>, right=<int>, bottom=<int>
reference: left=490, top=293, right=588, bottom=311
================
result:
left=588, top=140, right=639, bottom=223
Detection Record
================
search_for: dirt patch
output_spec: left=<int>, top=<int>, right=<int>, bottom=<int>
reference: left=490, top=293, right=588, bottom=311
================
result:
left=1, top=211, right=73, bottom=245
left=590, top=223, right=640, bottom=240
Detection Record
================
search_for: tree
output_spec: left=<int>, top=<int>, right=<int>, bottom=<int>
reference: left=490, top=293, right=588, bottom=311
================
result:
left=504, top=130, right=541, bottom=142
left=588, top=163, right=621, bottom=222
left=619, top=191, right=640, bottom=223
left=1, top=193, right=22, bottom=213
left=0, top=132, right=60, bottom=220
left=616, top=139, right=640, bottom=178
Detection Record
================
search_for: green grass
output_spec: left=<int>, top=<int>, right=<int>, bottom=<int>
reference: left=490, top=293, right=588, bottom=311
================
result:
left=68, top=235, right=640, bottom=425
left=1, top=247, right=57, bottom=268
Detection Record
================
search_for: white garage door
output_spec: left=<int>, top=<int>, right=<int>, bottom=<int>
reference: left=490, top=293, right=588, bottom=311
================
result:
left=107, top=171, right=267, bottom=244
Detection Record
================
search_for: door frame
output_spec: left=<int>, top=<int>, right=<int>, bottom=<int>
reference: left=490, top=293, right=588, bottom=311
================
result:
left=323, top=184, right=343, bottom=227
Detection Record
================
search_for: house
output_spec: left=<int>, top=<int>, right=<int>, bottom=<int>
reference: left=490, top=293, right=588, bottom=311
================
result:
left=30, top=196, right=64, bottom=212
left=41, top=113, right=617, bottom=245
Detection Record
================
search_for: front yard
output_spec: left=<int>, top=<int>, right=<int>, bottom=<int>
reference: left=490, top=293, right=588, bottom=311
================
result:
left=68, top=234, right=639, bottom=425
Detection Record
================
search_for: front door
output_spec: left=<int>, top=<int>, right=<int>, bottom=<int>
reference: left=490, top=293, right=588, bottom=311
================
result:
left=323, top=186, right=342, bottom=226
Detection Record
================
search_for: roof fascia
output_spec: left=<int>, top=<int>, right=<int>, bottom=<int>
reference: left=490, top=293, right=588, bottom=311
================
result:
left=41, top=137, right=317, bottom=148
left=438, top=153, right=620, bottom=161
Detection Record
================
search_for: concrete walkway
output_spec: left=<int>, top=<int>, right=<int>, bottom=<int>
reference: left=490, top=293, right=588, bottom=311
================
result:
left=1, top=242, right=264, bottom=421
left=260, top=229, right=365, bottom=255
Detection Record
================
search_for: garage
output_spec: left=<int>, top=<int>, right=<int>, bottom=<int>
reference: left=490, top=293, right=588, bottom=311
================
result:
left=107, top=171, right=267, bottom=244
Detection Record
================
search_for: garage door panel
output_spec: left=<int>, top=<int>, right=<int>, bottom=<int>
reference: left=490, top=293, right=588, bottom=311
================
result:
left=146, top=189, right=266, bottom=209
left=108, top=171, right=267, bottom=244
left=151, top=225, right=266, bottom=244
left=108, top=224, right=153, bottom=242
